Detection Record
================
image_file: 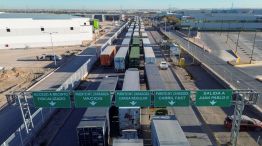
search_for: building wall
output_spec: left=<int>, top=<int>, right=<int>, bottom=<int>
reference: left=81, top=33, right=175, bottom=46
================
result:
left=0, top=18, right=93, bottom=49
left=181, top=13, right=262, bottom=30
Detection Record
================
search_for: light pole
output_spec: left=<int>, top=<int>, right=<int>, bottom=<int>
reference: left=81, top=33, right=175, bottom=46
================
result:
left=165, top=18, right=167, bottom=33
left=43, top=32, right=58, bottom=66
left=226, top=23, right=231, bottom=43
left=187, top=26, right=191, bottom=50
left=235, top=31, right=241, bottom=54
left=250, top=30, right=257, bottom=64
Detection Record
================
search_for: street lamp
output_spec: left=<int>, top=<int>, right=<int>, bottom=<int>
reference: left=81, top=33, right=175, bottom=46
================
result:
left=226, top=23, right=231, bottom=43
left=235, top=23, right=245, bottom=54
left=165, top=18, right=167, bottom=33
left=250, top=30, right=257, bottom=64
left=235, top=31, right=241, bottom=54
left=43, top=32, right=58, bottom=66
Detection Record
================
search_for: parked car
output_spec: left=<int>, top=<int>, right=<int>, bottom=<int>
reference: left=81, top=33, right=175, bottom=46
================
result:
left=224, top=115, right=262, bottom=131
left=159, top=61, right=168, bottom=70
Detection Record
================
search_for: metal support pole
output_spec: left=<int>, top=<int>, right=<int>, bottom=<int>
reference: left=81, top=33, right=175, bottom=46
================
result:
left=187, top=27, right=190, bottom=50
left=165, top=19, right=167, bottom=33
left=23, top=92, right=34, bottom=128
left=257, top=136, right=261, bottom=144
left=17, top=94, right=29, bottom=134
left=235, top=31, right=240, bottom=54
left=230, top=92, right=245, bottom=146
left=43, top=32, right=58, bottom=66
left=226, top=23, right=231, bottom=43
left=41, top=109, right=44, bottom=123
left=19, top=127, right=24, bottom=146
left=50, top=33, right=57, bottom=66
left=220, top=20, right=223, bottom=35
left=250, top=30, right=257, bottom=64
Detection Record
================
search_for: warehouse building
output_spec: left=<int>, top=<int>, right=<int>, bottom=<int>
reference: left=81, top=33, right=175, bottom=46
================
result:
left=0, top=18, right=93, bottom=49
left=180, top=9, right=262, bottom=30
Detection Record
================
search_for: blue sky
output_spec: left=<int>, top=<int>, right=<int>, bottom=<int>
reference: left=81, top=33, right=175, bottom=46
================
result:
left=0, top=0, right=261, bottom=9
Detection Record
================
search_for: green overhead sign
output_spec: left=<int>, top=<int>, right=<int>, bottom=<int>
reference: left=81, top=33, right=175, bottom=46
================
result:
left=195, top=90, right=233, bottom=107
left=154, top=90, right=190, bottom=107
left=115, top=91, right=151, bottom=107
left=32, top=91, right=71, bottom=108
left=74, top=91, right=111, bottom=107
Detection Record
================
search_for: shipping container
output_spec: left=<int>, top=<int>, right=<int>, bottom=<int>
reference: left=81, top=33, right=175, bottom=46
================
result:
left=119, top=69, right=141, bottom=134
left=121, top=129, right=138, bottom=139
left=121, top=38, right=131, bottom=46
left=144, top=64, right=166, bottom=90
left=128, top=28, right=134, bottom=32
left=151, top=116, right=190, bottom=146
left=126, top=32, right=133, bottom=37
left=141, top=32, right=148, bottom=38
left=76, top=77, right=118, bottom=146
left=142, top=38, right=151, bottom=47
left=133, top=32, right=140, bottom=37
left=170, top=43, right=181, bottom=56
left=144, top=47, right=156, bottom=64
left=129, top=47, right=140, bottom=68
left=119, top=107, right=141, bottom=130
left=114, top=47, right=129, bottom=72
left=132, top=37, right=141, bottom=47
left=76, top=108, right=108, bottom=146
left=122, top=68, right=140, bottom=90
left=100, top=45, right=116, bottom=66
left=97, top=76, right=119, bottom=91
left=113, top=139, right=143, bottom=146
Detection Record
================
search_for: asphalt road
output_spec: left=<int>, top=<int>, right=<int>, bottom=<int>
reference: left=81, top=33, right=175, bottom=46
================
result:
left=156, top=27, right=262, bottom=145
left=164, top=29, right=262, bottom=107
left=200, top=32, right=237, bottom=62
left=150, top=25, right=262, bottom=145
left=148, top=30, right=214, bottom=146
left=200, top=32, right=262, bottom=78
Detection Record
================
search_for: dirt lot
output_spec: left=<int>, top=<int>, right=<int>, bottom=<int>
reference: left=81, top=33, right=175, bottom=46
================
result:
left=0, top=45, right=88, bottom=107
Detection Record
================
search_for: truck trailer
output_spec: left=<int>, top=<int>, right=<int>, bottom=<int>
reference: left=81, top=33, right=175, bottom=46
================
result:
left=151, top=116, right=190, bottom=146
left=100, top=45, right=116, bottom=66
left=114, top=47, right=129, bottom=72
left=129, top=47, right=140, bottom=68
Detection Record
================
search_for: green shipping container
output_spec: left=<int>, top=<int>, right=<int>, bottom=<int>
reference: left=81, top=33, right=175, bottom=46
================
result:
left=132, top=37, right=141, bottom=47
left=94, top=19, right=100, bottom=30
left=129, top=47, right=140, bottom=68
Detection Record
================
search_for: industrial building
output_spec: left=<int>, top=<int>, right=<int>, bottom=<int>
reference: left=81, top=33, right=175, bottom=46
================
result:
left=0, top=18, right=93, bottom=49
left=180, top=9, right=262, bottom=30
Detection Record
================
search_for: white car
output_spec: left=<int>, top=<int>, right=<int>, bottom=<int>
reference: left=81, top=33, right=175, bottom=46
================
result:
left=159, top=61, right=168, bottom=70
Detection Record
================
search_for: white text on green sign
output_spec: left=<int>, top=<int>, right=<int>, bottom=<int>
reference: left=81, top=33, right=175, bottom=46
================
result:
left=32, top=91, right=71, bottom=108
left=74, top=91, right=111, bottom=107
left=115, top=91, right=151, bottom=107
left=196, top=90, right=232, bottom=107
left=154, top=90, right=190, bottom=107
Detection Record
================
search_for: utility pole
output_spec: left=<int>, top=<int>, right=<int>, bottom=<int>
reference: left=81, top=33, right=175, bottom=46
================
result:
left=250, top=30, right=257, bottom=64
left=165, top=18, right=167, bottom=33
left=230, top=90, right=259, bottom=146
left=226, top=23, right=231, bottom=43
left=43, top=32, right=58, bottom=66
left=235, top=31, right=240, bottom=54
left=220, top=20, right=223, bottom=35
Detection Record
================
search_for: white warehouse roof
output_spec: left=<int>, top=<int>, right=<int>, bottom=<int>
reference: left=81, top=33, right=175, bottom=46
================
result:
left=0, top=18, right=90, bottom=29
